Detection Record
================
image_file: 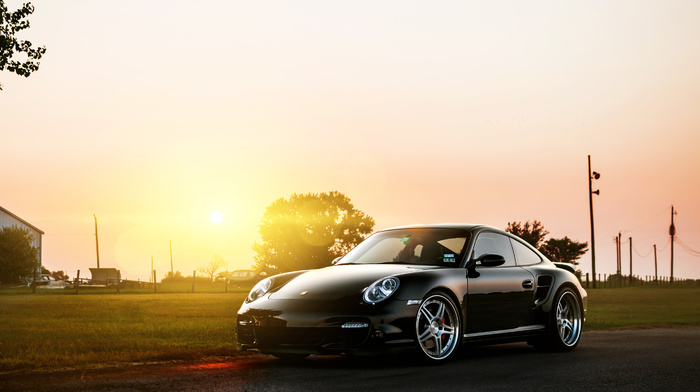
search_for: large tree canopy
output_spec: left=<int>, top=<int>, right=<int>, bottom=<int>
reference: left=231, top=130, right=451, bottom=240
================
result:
left=0, top=1, right=46, bottom=90
left=540, top=237, right=589, bottom=266
left=0, top=225, right=39, bottom=284
left=253, top=191, right=375, bottom=274
left=506, top=220, right=588, bottom=269
left=505, top=220, right=549, bottom=249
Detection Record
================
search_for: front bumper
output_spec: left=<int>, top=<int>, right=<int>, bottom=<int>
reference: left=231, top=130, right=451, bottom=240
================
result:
left=236, top=297, right=419, bottom=355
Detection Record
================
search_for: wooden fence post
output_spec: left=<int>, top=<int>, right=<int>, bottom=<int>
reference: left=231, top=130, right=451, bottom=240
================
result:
left=75, top=270, right=80, bottom=294
left=117, top=271, right=121, bottom=294
left=153, top=270, right=157, bottom=293
left=192, top=270, right=196, bottom=293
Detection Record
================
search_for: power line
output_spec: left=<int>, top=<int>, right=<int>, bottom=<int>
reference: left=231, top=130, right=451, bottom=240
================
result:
left=623, top=206, right=671, bottom=232
left=656, top=237, right=671, bottom=252
left=632, top=243, right=654, bottom=258
left=676, top=237, right=700, bottom=257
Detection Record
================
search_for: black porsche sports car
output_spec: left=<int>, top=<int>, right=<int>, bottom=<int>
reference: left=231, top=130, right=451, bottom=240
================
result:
left=236, top=224, right=587, bottom=362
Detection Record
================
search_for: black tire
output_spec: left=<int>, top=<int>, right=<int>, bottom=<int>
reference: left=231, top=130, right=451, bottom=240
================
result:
left=540, top=287, right=583, bottom=352
left=415, top=291, right=461, bottom=363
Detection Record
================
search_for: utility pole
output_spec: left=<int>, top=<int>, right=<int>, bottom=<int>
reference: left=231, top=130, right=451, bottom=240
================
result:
left=653, top=244, right=658, bottom=283
left=170, top=240, right=174, bottom=274
left=151, top=256, right=154, bottom=283
left=670, top=205, right=677, bottom=284
left=613, top=236, right=620, bottom=276
left=93, top=214, right=100, bottom=269
left=616, top=232, right=622, bottom=276
left=616, top=232, right=622, bottom=286
left=629, top=237, right=633, bottom=283
left=588, top=155, right=601, bottom=288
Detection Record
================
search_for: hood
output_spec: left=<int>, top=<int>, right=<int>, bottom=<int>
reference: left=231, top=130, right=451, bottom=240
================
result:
left=268, top=264, right=434, bottom=300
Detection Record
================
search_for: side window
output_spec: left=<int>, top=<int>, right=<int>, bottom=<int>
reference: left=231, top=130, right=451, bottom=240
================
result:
left=511, top=239, right=542, bottom=266
left=472, top=232, right=516, bottom=267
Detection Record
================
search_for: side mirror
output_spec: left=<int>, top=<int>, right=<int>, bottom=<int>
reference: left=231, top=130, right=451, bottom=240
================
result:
left=331, top=256, right=342, bottom=265
left=474, top=253, right=506, bottom=267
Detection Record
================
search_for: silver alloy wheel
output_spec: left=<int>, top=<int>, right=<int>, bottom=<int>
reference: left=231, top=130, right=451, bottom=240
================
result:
left=555, top=290, right=582, bottom=346
left=415, top=293, right=460, bottom=360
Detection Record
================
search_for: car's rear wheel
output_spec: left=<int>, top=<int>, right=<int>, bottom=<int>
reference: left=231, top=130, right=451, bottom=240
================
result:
left=539, top=287, right=582, bottom=352
left=415, top=291, right=461, bottom=362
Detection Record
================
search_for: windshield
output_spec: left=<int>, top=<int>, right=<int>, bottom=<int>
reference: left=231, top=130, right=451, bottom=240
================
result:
left=337, top=228, right=470, bottom=267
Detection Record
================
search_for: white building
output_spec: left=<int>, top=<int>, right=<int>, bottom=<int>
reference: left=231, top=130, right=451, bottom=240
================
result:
left=0, top=206, right=44, bottom=270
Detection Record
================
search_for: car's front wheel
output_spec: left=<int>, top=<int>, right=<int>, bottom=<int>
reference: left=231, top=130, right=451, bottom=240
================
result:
left=415, top=291, right=461, bottom=362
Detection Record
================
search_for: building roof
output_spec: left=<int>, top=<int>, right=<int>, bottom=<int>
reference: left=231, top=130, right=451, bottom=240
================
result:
left=0, top=206, right=45, bottom=235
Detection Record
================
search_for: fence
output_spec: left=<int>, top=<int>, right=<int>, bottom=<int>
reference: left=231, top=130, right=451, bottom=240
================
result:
left=583, top=273, right=700, bottom=289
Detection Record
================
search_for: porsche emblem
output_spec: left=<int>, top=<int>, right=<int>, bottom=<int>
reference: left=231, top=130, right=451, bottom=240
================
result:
left=299, top=291, right=309, bottom=296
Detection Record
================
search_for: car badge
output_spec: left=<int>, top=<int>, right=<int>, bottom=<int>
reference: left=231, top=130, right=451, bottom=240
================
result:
left=300, top=291, right=309, bottom=296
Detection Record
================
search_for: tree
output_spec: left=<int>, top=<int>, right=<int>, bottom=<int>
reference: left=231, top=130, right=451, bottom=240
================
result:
left=198, top=254, right=227, bottom=281
left=506, top=221, right=588, bottom=270
left=162, top=270, right=184, bottom=282
left=253, top=191, right=375, bottom=274
left=540, top=237, right=588, bottom=266
left=0, top=1, right=46, bottom=90
left=505, top=220, right=549, bottom=249
left=51, top=270, right=69, bottom=280
left=40, top=265, right=69, bottom=280
left=0, top=225, right=39, bottom=284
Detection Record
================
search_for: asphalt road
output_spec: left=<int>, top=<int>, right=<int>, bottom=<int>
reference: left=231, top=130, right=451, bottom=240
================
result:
left=2, top=328, right=699, bottom=392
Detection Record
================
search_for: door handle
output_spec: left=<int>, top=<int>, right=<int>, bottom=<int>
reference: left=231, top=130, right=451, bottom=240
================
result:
left=522, top=279, right=534, bottom=289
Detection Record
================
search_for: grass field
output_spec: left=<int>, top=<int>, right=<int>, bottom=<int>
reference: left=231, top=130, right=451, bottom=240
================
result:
left=0, top=292, right=247, bottom=373
left=1, top=285, right=699, bottom=373
left=584, top=286, right=700, bottom=330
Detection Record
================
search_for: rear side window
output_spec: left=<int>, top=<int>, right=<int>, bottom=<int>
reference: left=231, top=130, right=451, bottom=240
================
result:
left=511, top=239, right=542, bottom=266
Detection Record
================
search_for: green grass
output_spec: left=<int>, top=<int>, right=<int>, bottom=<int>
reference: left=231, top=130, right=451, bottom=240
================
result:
left=0, top=292, right=247, bottom=373
left=584, top=286, right=700, bottom=330
left=0, top=285, right=699, bottom=373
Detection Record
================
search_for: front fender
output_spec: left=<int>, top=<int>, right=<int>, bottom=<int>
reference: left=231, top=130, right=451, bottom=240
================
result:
left=391, top=268, right=469, bottom=313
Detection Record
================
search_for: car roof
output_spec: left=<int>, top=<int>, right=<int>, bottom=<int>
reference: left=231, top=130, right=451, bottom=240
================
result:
left=378, top=223, right=551, bottom=263
left=380, top=223, right=501, bottom=232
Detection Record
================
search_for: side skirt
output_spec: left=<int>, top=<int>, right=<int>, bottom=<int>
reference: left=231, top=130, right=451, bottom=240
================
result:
left=462, top=325, right=546, bottom=345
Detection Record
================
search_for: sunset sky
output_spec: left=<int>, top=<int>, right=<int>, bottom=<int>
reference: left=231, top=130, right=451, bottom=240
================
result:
left=2, top=0, right=699, bottom=281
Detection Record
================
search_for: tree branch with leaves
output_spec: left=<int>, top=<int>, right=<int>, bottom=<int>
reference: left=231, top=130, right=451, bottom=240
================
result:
left=0, top=1, right=46, bottom=90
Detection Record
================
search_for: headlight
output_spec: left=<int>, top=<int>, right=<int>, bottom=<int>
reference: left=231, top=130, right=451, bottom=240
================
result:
left=363, top=277, right=400, bottom=304
left=247, top=277, right=272, bottom=303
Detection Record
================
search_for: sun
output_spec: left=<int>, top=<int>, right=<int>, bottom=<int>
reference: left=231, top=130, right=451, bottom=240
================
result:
left=210, top=211, right=224, bottom=224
